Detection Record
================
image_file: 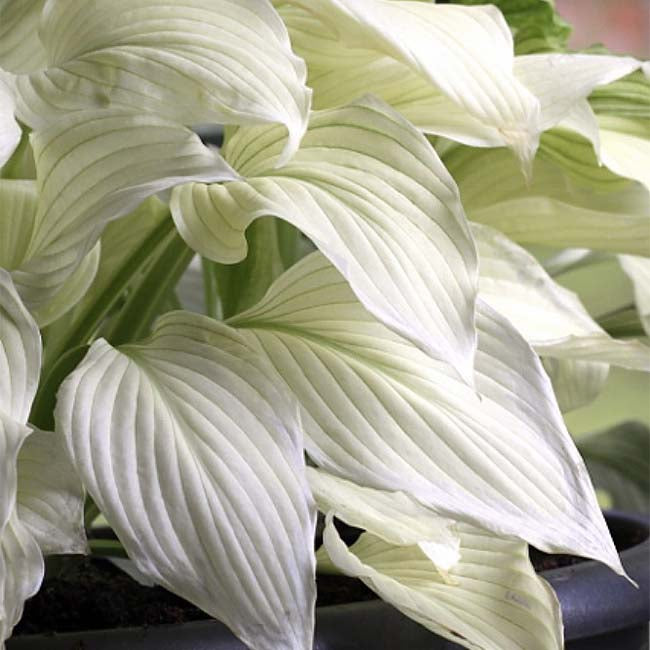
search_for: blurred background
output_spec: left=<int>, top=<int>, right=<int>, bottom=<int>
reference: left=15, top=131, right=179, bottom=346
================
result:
left=555, top=0, right=650, bottom=57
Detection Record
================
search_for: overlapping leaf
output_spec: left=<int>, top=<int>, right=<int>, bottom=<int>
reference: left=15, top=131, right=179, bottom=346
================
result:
left=308, top=468, right=459, bottom=570
left=17, top=427, right=86, bottom=555
left=0, top=73, right=20, bottom=169
left=619, top=254, right=650, bottom=335
left=0, top=513, right=43, bottom=647
left=56, top=311, right=316, bottom=650
left=278, top=0, right=540, bottom=166
left=444, top=138, right=650, bottom=256
left=0, top=268, right=40, bottom=422
left=0, top=0, right=47, bottom=74
left=230, top=252, right=622, bottom=572
left=473, top=224, right=650, bottom=370
left=172, top=96, right=478, bottom=382
left=10, top=110, right=236, bottom=315
left=542, top=357, right=609, bottom=413
left=322, top=514, right=563, bottom=650
left=0, top=272, right=46, bottom=648
left=14, top=0, right=311, bottom=165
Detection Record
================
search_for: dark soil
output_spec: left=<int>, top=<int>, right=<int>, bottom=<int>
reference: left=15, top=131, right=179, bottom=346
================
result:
left=14, top=516, right=646, bottom=636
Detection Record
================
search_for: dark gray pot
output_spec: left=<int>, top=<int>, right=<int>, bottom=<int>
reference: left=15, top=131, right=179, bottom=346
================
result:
left=8, top=511, right=649, bottom=650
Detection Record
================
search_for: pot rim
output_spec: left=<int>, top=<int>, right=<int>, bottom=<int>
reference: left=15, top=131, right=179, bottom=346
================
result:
left=7, top=509, right=649, bottom=649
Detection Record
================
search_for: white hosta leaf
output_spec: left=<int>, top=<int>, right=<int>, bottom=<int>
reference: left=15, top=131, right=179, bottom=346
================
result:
left=0, top=513, right=43, bottom=647
left=514, top=54, right=643, bottom=133
left=323, top=514, right=563, bottom=650
left=15, top=0, right=310, bottom=165
left=0, top=0, right=47, bottom=74
left=543, top=357, right=610, bottom=413
left=279, top=1, right=540, bottom=167
left=473, top=224, right=650, bottom=371
left=172, top=96, right=478, bottom=383
left=445, top=140, right=650, bottom=256
left=231, top=252, right=622, bottom=572
left=31, top=242, right=100, bottom=327
left=307, top=468, right=459, bottom=571
left=12, top=109, right=236, bottom=313
left=0, top=415, right=31, bottom=533
left=0, top=73, right=20, bottom=169
left=56, top=311, right=316, bottom=650
left=17, top=427, right=86, bottom=556
left=0, top=269, right=40, bottom=423
left=0, top=180, right=101, bottom=325
left=619, top=254, right=650, bottom=335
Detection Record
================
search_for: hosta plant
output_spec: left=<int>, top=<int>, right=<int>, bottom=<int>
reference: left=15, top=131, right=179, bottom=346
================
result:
left=0, top=0, right=649, bottom=648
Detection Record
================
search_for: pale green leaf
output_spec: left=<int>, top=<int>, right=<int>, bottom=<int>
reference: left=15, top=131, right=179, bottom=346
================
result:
left=445, top=140, right=650, bottom=256
left=15, top=0, right=310, bottom=165
left=564, top=367, right=650, bottom=436
left=0, top=0, right=47, bottom=74
left=598, top=116, right=650, bottom=194
left=307, top=468, right=460, bottom=571
left=323, top=514, right=563, bottom=650
left=0, top=179, right=37, bottom=270
left=173, top=97, right=478, bottom=382
left=56, top=311, right=316, bottom=650
left=17, top=427, right=86, bottom=555
left=0, top=74, right=20, bottom=169
left=619, top=254, right=650, bottom=335
left=473, top=224, right=650, bottom=370
left=542, top=357, right=609, bottom=413
left=279, top=1, right=540, bottom=166
left=12, top=109, right=236, bottom=314
left=578, top=421, right=650, bottom=495
left=230, top=252, right=622, bottom=572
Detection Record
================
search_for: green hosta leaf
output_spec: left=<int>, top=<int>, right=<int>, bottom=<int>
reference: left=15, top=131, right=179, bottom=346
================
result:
left=15, top=0, right=310, bottom=165
left=12, top=109, right=236, bottom=315
left=619, top=254, right=650, bottom=335
left=0, top=512, right=43, bottom=647
left=56, top=311, right=316, bottom=650
left=585, top=459, right=649, bottom=515
left=473, top=224, right=650, bottom=371
left=308, top=468, right=460, bottom=570
left=445, top=140, right=650, bottom=256
left=17, top=427, right=86, bottom=555
left=590, top=70, right=650, bottom=120
left=322, top=514, right=563, bottom=650
left=230, top=252, right=622, bottom=573
left=0, top=268, right=40, bottom=422
left=0, top=73, right=20, bottom=168
left=0, top=0, right=47, bottom=74
left=202, top=218, right=287, bottom=321
left=578, top=421, right=650, bottom=495
left=279, top=1, right=540, bottom=167
left=172, top=96, right=478, bottom=383
left=458, top=0, right=571, bottom=55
